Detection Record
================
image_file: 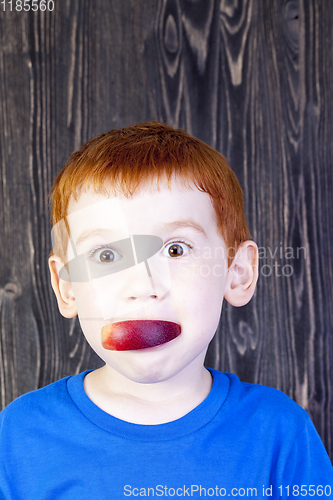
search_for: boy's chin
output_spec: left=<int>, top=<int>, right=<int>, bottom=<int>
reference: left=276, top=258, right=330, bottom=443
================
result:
left=101, top=319, right=181, bottom=351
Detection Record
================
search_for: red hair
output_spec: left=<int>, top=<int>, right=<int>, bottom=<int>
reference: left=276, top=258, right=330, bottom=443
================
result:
left=49, top=122, right=251, bottom=266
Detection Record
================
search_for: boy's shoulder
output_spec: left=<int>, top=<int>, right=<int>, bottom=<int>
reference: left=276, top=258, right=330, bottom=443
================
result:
left=0, top=372, right=87, bottom=429
left=216, top=370, right=311, bottom=434
left=226, top=370, right=303, bottom=409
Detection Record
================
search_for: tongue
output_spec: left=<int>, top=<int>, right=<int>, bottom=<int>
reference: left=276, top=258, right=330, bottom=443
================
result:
left=101, top=320, right=181, bottom=351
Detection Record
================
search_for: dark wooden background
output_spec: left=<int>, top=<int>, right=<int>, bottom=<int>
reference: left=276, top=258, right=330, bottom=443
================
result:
left=0, top=0, right=332, bottom=460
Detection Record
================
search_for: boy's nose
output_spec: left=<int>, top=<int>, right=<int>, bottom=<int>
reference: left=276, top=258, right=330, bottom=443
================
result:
left=122, top=261, right=167, bottom=302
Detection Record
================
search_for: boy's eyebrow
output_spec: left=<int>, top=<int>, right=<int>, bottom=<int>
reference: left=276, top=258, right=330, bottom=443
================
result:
left=74, top=229, right=117, bottom=248
left=160, top=218, right=208, bottom=238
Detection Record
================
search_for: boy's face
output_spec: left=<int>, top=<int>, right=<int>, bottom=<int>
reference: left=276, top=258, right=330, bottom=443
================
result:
left=51, top=177, right=241, bottom=384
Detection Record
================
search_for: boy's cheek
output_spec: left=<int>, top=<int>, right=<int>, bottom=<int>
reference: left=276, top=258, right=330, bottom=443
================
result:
left=71, top=282, right=103, bottom=319
left=176, top=255, right=228, bottom=284
left=171, top=257, right=226, bottom=319
left=79, top=318, right=108, bottom=355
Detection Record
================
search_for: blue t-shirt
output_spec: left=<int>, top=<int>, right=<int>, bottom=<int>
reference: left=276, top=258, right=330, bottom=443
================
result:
left=0, top=369, right=332, bottom=499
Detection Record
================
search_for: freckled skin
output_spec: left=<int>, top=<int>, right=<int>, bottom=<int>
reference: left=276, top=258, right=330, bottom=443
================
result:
left=101, top=320, right=181, bottom=351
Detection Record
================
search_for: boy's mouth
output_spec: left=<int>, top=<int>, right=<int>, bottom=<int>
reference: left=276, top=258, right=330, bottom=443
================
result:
left=101, top=320, right=181, bottom=351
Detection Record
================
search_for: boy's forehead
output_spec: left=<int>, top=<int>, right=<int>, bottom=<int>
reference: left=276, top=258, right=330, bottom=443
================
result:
left=67, top=195, right=130, bottom=245
left=62, top=179, right=220, bottom=251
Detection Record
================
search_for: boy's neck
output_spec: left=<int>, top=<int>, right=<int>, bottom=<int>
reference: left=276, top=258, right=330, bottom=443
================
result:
left=83, top=361, right=212, bottom=425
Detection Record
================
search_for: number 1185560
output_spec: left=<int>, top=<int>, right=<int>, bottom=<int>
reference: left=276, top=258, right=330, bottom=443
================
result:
left=278, top=485, right=332, bottom=496
left=1, top=0, right=54, bottom=11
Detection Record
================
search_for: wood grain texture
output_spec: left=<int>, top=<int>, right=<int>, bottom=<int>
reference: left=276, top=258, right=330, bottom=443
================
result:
left=0, top=0, right=332, bottom=459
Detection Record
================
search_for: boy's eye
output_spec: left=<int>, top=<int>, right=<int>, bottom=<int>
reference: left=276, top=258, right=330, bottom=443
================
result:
left=162, top=241, right=192, bottom=258
left=90, top=247, right=122, bottom=264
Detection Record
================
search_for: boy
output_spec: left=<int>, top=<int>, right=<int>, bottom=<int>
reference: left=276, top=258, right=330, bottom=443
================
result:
left=0, top=122, right=332, bottom=498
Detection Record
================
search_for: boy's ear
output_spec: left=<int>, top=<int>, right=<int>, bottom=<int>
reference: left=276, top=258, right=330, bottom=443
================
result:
left=224, top=241, right=258, bottom=307
left=48, top=255, right=78, bottom=318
